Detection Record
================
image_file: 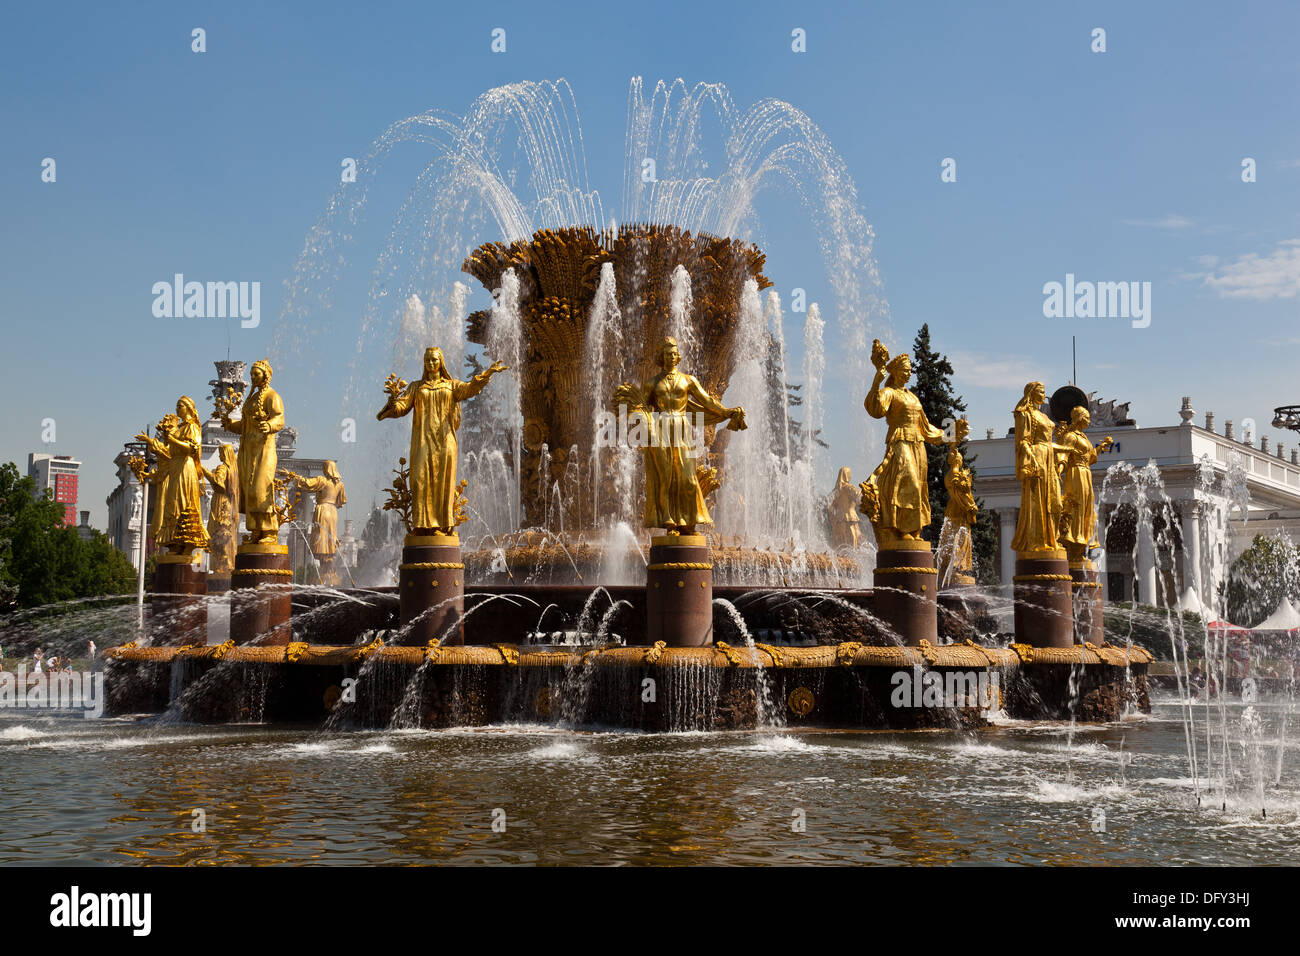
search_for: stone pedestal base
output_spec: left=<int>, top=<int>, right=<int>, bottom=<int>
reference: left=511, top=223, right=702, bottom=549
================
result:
left=1014, top=551, right=1074, bottom=648
left=399, top=534, right=464, bottom=646
left=1071, top=563, right=1104, bottom=645
left=646, top=534, right=713, bottom=648
left=872, top=542, right=938, bottom=645
left=152, top=554, right=208, bottom=646
left=231, top=544, right=292, bottom=646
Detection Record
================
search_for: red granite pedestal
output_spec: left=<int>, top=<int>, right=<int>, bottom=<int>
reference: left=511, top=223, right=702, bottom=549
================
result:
left=399, top=534, right=465, bottom=646
left=646, top=534, right=713, bottom=648
left=152, top=553, right=207, bottom=646
left=872, top=541, right=939, bottom=645
left=231, top=543, right=292, bottom=646
left=1071, top=562, right=1105, bottom=645
left=1014, top=550, right=1074, bottom=648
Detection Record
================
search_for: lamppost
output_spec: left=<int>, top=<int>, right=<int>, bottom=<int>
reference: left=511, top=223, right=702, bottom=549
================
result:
left=123, top=435, right=151, bottom=632
left=1272, top=405, right=1300, bottom=434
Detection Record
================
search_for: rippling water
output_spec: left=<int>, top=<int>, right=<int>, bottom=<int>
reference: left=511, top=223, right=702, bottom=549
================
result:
left=3, top=695, right=1298, bottom=865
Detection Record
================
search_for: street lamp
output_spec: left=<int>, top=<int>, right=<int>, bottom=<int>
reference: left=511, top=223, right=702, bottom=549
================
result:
left=123, top=436, right=152, bottom=632
left=1272, top=405, right=1300, bottom=433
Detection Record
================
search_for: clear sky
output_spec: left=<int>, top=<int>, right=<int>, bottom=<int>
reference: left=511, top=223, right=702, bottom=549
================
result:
left=4, top=0, right=1299, bottom=526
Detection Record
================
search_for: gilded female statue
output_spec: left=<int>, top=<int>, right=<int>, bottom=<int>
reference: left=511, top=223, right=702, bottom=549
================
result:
left=828, top=466, right=862, bottom=549
left=201, top=443, right=240, bottom=575
left=220, top=359, right=285, bottom=544
left=937, top=419, right=978, bottom=584
left=377, top=347, right=507, bottom=535
left=1011, top=381, right=1064, bottom=554
left=135, top=397, right=208, bottom=555
left=859, top=339, right=946, bottom=547
left=1055, top=405, right=1112, bottom=566
left=281, top=461, right=347, bottom=582
left=613, top=337, right=746, bottom=535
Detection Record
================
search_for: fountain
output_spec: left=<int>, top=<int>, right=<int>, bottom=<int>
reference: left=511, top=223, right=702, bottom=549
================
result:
left=93, top=78, right=1151, bottom=730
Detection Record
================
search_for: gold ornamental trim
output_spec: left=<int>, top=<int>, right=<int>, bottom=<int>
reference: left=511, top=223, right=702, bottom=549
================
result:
left=211, top=639, right=235, bottom=661
left=647, top=562, right=712, bottom=571
left=1071, top=580, right=1103, bottom=589
left=753, top=642, right=785, bottom=667
left=714, top=641, right=743, bottom=666
left=232, top=568, right=294, bottom=577
left=917, top=639, right=938, bottom=666
left=399, top=561, right=466, bottom=571
left=1017, top=548, right=1067, bottom=561
left=875, top=566, right=938, bottom=576
left=1009, top=642, right=1035, bottom=663
left=651, top=533, right=706, bottom=547
left=285, top=641, right=309, bottom=663
left=405, top=533, right=460, bottom=547
left=836, top=641, right=864, bottom=667
left=964, top=639, right=999, bottom=667
left=492, top=643, right=520, bottom=665
left=787, top=686, right=815, bottom=716
left=158, top=552, right=203, bottom=565
left=238, top=543, right=289, bottom=555
left=879, top=539, right=933, bottom=552
left=1013, top=573, right=1073, bottom=582
left=644, top=640, right=667, bottom=665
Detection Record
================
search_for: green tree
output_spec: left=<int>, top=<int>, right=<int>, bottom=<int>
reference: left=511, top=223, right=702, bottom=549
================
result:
left=1220, top=534, right=1300, bottom=627
left=0, top=461, right=136, bottom=611
left=909, top=324, right=999, bottom=583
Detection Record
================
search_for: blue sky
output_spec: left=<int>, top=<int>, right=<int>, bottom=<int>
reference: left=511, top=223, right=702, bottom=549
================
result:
left=4, top=0, right=1299, bottom=525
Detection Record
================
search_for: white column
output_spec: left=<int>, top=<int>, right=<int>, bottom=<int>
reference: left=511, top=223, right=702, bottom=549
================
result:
left=1136, top=508, right=1157, bottom=606
left=1181, top=501, right=1202, bottom=604
left=999, top=508, right=1017, bottom=587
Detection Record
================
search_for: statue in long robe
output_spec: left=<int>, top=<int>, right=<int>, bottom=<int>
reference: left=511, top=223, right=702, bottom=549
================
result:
left=1055, top=405, right=1112, bottom=566
left=221, top=359, right=285, bottom=544
left=859, top=340, right=946, bottom=547
left=136, top=398, right=208, bottom=555
left=613, top=337, right=747, bottom=535
left=828, top=466, right=862, bottom=550
left=937, top=419, right=978, bottom=585
left=291, top=461, right=347, bottom=556
left=1011, top=381, right=1065, bottom=554
left=201, top=443, right=240, bottom=574
left=377, top=347, right=507, bottom=535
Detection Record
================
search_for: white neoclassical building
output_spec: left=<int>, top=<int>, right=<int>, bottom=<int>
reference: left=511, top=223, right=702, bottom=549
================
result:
left=966, top=396, right=1300, bottom=614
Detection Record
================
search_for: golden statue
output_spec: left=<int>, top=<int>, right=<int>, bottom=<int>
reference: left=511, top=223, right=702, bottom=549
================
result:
left=1055, top=406, right=1112, bottom=567
left=201, top=443, right=240, bottom=575
left=937, top=419, right=978, bottom=585
left=134, top=397, right=208, bottom=556
left=858, top=339, right=946, bottom=547
left=377, top=347, right=507, bottom=535
left=220, top=359, right=286, bottom=544
left=612, top=336, right=747, bottom=535
left=828, top=466, right=862, bottom=550
left=281, top=461, right=347, bottom=584
left=1011, top=381, right=1065, bottom=555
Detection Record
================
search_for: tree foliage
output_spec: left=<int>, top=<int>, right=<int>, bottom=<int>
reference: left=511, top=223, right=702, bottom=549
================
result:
left=1220, top=534, right=1300, bottom=628
left=0, top=461, right=136, bottom=612
left=909, top=325, right=999, bottom=583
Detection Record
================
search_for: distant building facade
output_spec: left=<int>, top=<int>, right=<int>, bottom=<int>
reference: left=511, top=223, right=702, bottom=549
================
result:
left=966, top=395, right=1300, bottom=614
left=28, top=453, right=80, bottom=527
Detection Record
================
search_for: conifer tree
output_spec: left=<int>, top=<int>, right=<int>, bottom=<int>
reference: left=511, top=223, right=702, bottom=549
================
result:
left=909, top=325, right=999, bottom=583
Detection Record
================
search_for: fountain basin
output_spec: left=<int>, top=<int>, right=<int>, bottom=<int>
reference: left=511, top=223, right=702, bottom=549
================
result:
left=103, top=640, right=1152, bottom=730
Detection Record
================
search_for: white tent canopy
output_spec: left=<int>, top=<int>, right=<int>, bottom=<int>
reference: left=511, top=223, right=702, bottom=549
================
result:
left=1256, top=598, right=1300, bottom=632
